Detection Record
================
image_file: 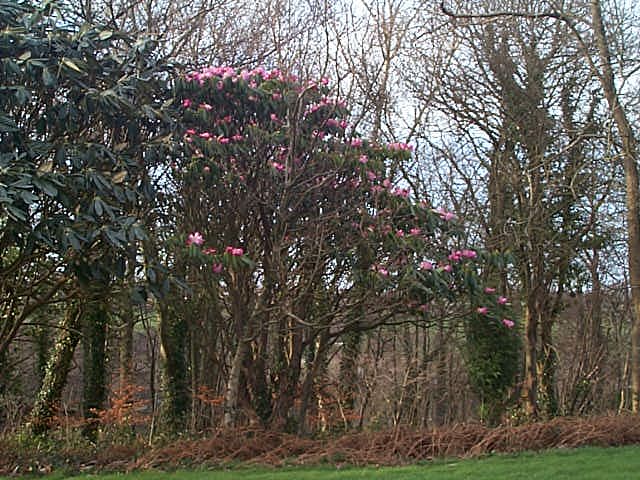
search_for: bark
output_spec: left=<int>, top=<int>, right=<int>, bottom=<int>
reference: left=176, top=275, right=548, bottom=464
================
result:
left=158, top=302, right=189, bottom=431
left=338, top=328, right=361, bottom=415
left=82, top=301, right=108, bottom=439
left=522, top=299, right=538, bottom=417
left=296, top=330, right=330, bottom=435
left=270, top=323, right=305, bottom=431
left=590, top=0, right=640, bottom=413
left=119, top=306, right=135, bottom=391
left=28, top=304, right=82, bottom=435
left=223, top=326, right=250, bottom=427
left=539, top=315, right=558, bottom=416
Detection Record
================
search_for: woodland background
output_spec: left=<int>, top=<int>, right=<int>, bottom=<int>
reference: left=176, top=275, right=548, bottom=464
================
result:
left=2, top=0, right=640, bottom=454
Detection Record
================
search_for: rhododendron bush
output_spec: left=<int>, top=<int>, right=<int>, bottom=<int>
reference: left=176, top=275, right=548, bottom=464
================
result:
left=163, top=66, right=517, bottom=429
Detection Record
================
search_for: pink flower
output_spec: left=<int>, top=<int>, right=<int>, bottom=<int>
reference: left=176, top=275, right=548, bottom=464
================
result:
left=477, top=306, right=488, bottom=315
left=203, top=166, right=210, bottom=173
left=270, top=113, right=279, bottom=122
left=387, top=142, right=413, bottom=151
left=448, top=251, right=462, bottom=262
left=182, top=99, right=192, bottom=108
left=441, top=264, right=452, bottom=273
left=419, top=261, right=433, bottom=271
left=396, top=229, right=405, bottom=237
left=502, top=318, right=515, bottom=328
left=186, top=232, right=204, bottom=246
left=225, top=246, right=244, bottom=256
left=461, top=249, right=477, bottom=259
left=272, top=162, right=286, bottom=171
left=212, top=263, right=223, bottom=273
left=409, top=228, right=421, bottom=236
left=185, top=128, right=196, bottom=135
left=198, top=132, right=212, bottom=139
left=218, top=137, right=230, bottom=144
left=434, top=207, right=456, bottom=221
left=351, top=138, right=363, bottom=147
left=378, top=267, right=388, bottom=277
left=320, top=76, right=329, bottom=85
left=392, top=188, right=409, bottom=198
left=199, top=103, right=213, bottom=111
left=497, top=296, right=508, bottom=305
left=366, top=171, right=377, bottom=181
left=484, top=287, right=496, bottom=294
left=359, top=155, right=368, bottom=164
left=203, top=247, right=217, bottom=255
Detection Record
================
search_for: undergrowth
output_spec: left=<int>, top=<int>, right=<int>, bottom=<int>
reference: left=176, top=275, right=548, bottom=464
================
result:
left=2, top=414, right=640, bottom=476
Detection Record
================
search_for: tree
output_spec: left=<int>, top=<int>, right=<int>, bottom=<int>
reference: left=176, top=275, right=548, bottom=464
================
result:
left=436, top=0, right=624, bottom=417
left=160, top=65, right=516, bottom=431
left=0, top=1, right=174, bottom=432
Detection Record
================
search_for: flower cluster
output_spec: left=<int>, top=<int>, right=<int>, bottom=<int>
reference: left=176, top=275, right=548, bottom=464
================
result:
left=185, top=231, right=245, bottom=273
left=176, top=67, right=515, bottom=330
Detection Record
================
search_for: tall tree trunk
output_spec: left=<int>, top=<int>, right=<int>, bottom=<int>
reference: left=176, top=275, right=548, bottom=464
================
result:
left=539, top=315, right=558, bottom=417
left=338, top=328, right=361, bottom=421
left=223, top=326, right=250, bottom=427
left=522, top=299, right=538, bottom=417
left=28, top=304, right=82, bottom=435
left=270, top=317, right=306, bottom=431
left=296, top=330, right=330, bottom=435
left=82, top=301, right=108, bottom=439
left=119, top=305, right=135, bottom=391
left=590, top=0, right=640, bottom=412
left=158, top=302, right=189, bottom=432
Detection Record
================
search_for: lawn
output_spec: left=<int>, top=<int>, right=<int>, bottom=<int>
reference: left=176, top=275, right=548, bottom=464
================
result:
left=30, top=444, right=640, bottom=480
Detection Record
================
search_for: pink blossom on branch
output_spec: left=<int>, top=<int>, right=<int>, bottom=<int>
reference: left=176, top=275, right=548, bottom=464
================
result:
left=434, top=207, right=456, bottom=221
left=212, top=263, right=223, bottom=273
left=502, top=318, right=515, bottom=328
left=186, top=232, right=204, bottom=246
left=225, top=246, right=244, bottom=256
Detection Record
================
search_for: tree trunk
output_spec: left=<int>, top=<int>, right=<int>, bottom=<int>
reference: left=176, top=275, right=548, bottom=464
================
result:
left=158, top=302, right=189, bottom=432
left=28, top=304, right=82, bottom=435
left=119, top=306, right=135, bottom=391
left=338, top=328, right=361, bottom=419
left=270, top=322, right=305, bottom=431
left=590, top=0, right=640, bottom=413
left=539, top=314, right=558, bottom=417
left=223, top=328, right=250, bottom=427
left=522, top=299, right=538, bottom=417
left=82, top=301, right=108, bottom=439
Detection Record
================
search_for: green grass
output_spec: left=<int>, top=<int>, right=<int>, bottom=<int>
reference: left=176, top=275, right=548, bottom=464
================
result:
left=24, top=445, right=640, bottom=480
